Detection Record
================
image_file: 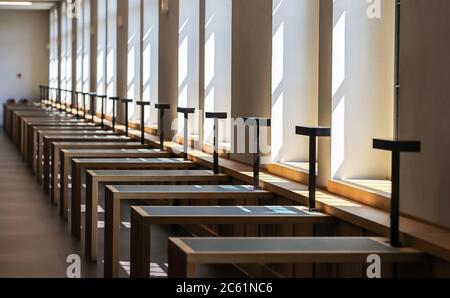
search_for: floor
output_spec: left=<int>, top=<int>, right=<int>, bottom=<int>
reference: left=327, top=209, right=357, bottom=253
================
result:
left=0, top=129, right=243, bottom=278
left=0, top=129, right=92, bottom=277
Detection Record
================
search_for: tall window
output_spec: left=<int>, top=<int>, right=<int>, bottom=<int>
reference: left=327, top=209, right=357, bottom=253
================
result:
left=127, top=0, right=141, bottom=121
left=97, top=0, right=107, bottom=100
left=106, top=0, right=117, bottom=114
left=178, top=0, right=200, bottom=139
left=61, top=1, right=72, bottom=105
left=331, top=0, right=394, bottom=185
left=76, top=1, right=83, bottom=93
left=76, top=0, right=91, bottom=108
left=204, top=0, right=232, bottom=146
left=49, top=8, right=59, bottom=92
left=97, top=0, right=117, bottom=114
left=82, top=0, right=91, bottom=95
left=142, top=0, right=159, bottom=126
left=271, top=0, right=319, bottom=168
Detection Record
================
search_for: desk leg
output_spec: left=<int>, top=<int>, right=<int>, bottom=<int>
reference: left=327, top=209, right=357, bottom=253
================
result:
left=130, top=210, right=151, bottom=278
left=43, top=140, right=50, bottom=195
left=32, top=131, right=37, bottom=175
left=21, top=123, right=25, bottom=159
left=168, top=240, right=196, bottom=278
left=24, top=124, right=28, bottom=164
left=85, top=174, right=99, bottom=261
left=37, top=135, right=43, bottom=184
left=71, top=163, right=82, bottom=239
left=104, top=189, right=121, bottom=278
left=20, top=120, right=24, bottom=156
left=22, top=122, right=27, bottom=161
left=27, top=126, right=33, bottom=167
left=52, top=145, right=59, bottom=205
left=59, top=156, right=69, bottom=220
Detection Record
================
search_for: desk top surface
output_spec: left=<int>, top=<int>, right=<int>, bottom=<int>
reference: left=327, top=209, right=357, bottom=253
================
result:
left=35, top=126, right=100, bottom=130
left=44, top=135, right=128, bottom=140
left=176, top=237, right=403, bottom=253
left=40, top=130, right=112, bottom=135
left=111, top=184, right=268, bottom=193
left=40, top=130, right=112, bottom=137
left=74, top=157, right=192, bottom=164
left=138, top=206, right=328, bottom=218
left=62, top=148, right=161, bottom=154
left=90, top=169, right=215, bottom=176
left=30, top=122, right=95, bottom=126
left=54, top=142, right=143, bottom=148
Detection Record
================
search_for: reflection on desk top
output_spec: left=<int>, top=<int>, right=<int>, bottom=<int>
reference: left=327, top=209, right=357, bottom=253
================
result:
left=44, top=135, right=128, bottom=140
left=39, top=130, right=111, bottom=134
left=89, top=169, right=219, bottom=177
left=74, top=158, right=192, bottom=164
left=176, top=237, right=409, bottom=253
left=61, top=148, right=163, bottom=154
left=138, top=205, right=330, bottom=218
left=110, top=184, right=271, bottom=194
left=53, top=142, right=143, bottom=147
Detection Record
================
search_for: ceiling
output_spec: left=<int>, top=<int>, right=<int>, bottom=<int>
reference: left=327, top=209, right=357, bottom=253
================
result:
left=0, top=0, right=60, bottom=10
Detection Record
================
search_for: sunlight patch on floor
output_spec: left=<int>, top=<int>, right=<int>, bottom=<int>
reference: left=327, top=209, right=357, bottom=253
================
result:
left=120, top=261, right=168, bottom=277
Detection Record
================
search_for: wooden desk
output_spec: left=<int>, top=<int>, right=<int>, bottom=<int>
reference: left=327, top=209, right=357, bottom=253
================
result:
left=26, top=125, right=99, bottom=166
left=19, top=114, right=73, bottom=148
left=3, top=104, right=43, bottom=136
left=39, top=135, right=130, bottom=186
left=57, top=149, right=171, bottom=219
left=103, top=184, right=273, bottom=277
left=85, top=170, right=230, bottom=261
left=15, top=110, right=73, bottom=139
left=33, top=126, right=103, bottom=173
left=50, top=142, right=148, bottom=203
left=168, top=237, right=426, bottom=278
left=13, top=112, right=72, bottom=146
left=25, top=119, right=91, bottom=145
left=22, top=118, right=87, bottom=154
left=38, top=130, right=118, bottom=185
left=130, top=205, right=332, bottom=278
left=48, top=142, right=148, bottom=203
left=71, top=158, right=196, bottom=239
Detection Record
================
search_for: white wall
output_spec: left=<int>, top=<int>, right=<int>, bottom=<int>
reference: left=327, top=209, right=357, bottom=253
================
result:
left=0, top=10, right=49, bottom=123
